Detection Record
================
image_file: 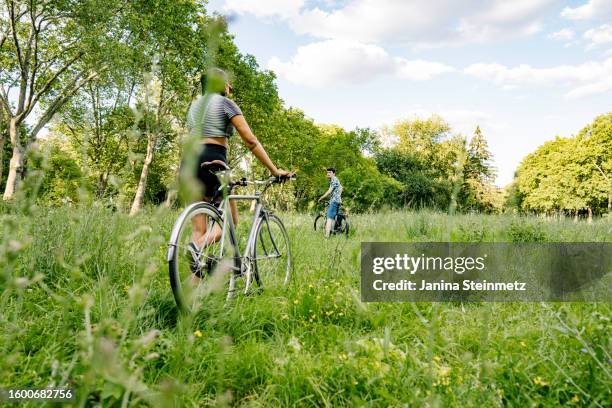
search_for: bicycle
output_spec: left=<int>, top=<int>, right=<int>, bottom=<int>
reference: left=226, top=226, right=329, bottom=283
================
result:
left=313, top=203, right=350, bottom=237
left=167, top=162, right=295, bottom=313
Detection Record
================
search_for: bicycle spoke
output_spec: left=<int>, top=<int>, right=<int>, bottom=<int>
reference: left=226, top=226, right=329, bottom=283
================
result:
left=252, top=214, right=291, bottom=289
left=168, top=203, right=238, bottom=313
left=169, top=176, right=295, bottom=311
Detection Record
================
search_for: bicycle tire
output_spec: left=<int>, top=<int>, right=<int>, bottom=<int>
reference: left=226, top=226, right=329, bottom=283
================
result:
left=250, top=213, right=292, bottom=291
left=341, top=217, right=350, bottom=237
left=313, top=213, right=325, bottom=231
left=167, top=202, right=239, bottom=313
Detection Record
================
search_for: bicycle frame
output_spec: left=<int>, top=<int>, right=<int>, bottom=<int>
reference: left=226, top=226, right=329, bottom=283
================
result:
left=218, top=192, right=265, bottom=266
left=167, top=170, right=287, bottom=269
left=167, top=169, right=293, bottom=311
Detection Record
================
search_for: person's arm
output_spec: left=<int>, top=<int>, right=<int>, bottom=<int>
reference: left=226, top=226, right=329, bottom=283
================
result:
left=319, top=187, right=332, bottom=202
left=231, top=114, right=291, bottom=177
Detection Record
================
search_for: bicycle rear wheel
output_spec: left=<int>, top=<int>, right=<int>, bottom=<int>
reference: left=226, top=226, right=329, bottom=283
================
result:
left=167, top=202, right=238, bottom=313
left=251, top=213, right=292, bottom=291
left=338, top=215, right=350, bottom=237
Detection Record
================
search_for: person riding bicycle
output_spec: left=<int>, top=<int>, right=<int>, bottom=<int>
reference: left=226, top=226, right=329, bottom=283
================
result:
left=318, top=167, right=343, bottom=238
left=185, top=67, right=291, bottom=273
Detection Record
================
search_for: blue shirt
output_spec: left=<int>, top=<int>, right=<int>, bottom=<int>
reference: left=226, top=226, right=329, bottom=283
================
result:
left=330, top=176, right=342, bottom=203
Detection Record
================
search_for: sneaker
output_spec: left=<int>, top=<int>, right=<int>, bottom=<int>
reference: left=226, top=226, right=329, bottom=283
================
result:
left=204, top=255, right=218, bottom=275
left=187, top=242, right=203, bottom=278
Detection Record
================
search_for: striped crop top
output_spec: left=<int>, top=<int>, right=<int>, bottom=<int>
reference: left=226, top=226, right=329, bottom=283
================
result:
left=186, top=93, right=243, bottom=138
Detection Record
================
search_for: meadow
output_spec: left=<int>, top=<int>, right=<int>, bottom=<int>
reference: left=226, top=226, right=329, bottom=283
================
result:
left=1, top=203, right=610, bottom=407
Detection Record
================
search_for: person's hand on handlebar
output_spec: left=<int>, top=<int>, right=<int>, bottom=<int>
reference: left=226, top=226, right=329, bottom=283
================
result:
left=273, top=168, right=295, bottom=178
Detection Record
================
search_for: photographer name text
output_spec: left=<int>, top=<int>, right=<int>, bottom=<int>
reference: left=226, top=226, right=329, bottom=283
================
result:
left=373, top=279, right=527, bottom=291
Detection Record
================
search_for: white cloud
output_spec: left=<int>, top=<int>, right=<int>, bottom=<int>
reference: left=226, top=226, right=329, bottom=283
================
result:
left=561, top=0, right=612, bottom=20
left=394, top=59, right=456, bottom=80
left=584, top=24, right=612, bottom=46
left=465, top=57, right=612, bottom=98
left=288, top=1, right=461, bottom=45
left=268, top=39, right=454, bottom=87
left=548, top=28, right=575, bottom=40
left=454, top=0, right=551, bottom=43
left=565, top=79, right=612, bottom=98
left=225, top=0, right=555, bottom=47
left=223, top=0, right=305, bottom=19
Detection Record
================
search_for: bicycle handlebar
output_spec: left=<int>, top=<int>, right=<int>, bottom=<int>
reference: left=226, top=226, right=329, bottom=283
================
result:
left=230, top=174, right=296, bottom=188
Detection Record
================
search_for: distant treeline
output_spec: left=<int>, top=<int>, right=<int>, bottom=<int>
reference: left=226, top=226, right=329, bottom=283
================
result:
left=507, top=113, right=611, bottom=219
left=0, top=1, right=609, bottom=217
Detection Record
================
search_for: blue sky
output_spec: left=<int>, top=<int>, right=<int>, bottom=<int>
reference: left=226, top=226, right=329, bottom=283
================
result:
left=208, top=0, right=612, bottom=186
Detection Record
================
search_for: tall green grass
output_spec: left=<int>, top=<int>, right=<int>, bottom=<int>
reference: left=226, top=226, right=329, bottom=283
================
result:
left=1, top=204, right=610, bottom=406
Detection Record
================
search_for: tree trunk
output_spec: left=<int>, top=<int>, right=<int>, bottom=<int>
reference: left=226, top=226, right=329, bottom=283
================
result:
left=574, top=209, right=578, bottom=222
left=0, top=109, right=5, bottom=186
left=97, top=172, right=108, bottom=199
left=587, top=207, right=593, bottom=224
left=3, top=119, right=24, bottom=200
left=163, top=190, right=175, bottom=208
left=129, top=133, right=156, bottom=215
left=0, top=131, right=5, bottom=187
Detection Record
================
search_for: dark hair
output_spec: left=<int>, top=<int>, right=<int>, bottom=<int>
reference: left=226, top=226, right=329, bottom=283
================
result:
left=326, top=167, right=336, bottom=174
left=200, top=68, right=230, bottom=94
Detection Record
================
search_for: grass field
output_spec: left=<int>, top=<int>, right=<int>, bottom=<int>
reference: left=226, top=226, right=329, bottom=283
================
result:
left=1, top=204, right=611, bottom=407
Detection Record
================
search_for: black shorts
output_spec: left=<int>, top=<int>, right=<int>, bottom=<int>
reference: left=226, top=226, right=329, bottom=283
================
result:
left=195, top=143, right=227, bottom=199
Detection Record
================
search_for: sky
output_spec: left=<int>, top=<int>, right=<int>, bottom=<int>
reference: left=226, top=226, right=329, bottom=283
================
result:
left=207, top=0, right=612, bottom=186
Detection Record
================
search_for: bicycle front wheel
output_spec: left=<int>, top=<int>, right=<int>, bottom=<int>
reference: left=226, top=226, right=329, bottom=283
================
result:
left=251, top=213, right=292, bottom=290
left=167, top=202, right=238, bottom=313
left=314, top=213, right=325, bottom=231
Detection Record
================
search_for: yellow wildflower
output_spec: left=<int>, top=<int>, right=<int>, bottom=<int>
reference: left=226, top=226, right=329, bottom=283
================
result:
left=533, top=377, right=548, bottom=386
left=437, top=366, right=451, bottom=378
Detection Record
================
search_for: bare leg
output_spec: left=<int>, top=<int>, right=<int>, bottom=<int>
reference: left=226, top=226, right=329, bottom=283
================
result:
left=325, top=218, right=333, bottom=238
left=190, top=199, right=239, bottom=282
left=229, top=199, right=238, bottom=227
left=192, top=201, right=238, bottom=237
left=192, top=199, right=239, bottom=247
left=192, top=213, right=223, bottom=248
left=191, top=212, right=213, bottom=284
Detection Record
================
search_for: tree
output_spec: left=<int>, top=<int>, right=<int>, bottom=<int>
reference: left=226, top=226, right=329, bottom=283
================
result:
left=54, top=89, right=135, bottom=199
left=461, top=126, right=499, bottom=212
left=0, top=0, right=124, bottom=199
left=0, top=105, right=6, bottom=184
left=31, top=135, right=84, bottom=204
left=512, top=113, right=611, bottom=218
left=41, top=0, right=211, bottom=211
left=128, top=0, right=211, bottom=214
left=577, top=113, right=612, bottom=215
left=376, top=116, right=467, bottom=210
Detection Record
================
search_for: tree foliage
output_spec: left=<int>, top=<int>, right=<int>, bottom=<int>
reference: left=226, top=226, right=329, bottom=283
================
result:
left=2, top=1, right=606, bottom=218
left=513, top=113, right=611, bottom=217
